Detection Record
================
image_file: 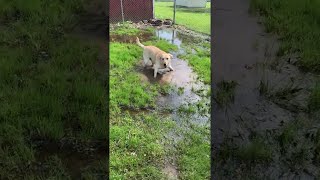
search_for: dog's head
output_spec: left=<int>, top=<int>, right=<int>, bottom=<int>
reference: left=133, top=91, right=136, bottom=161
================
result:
left=159, top=53, right=173, bottom=67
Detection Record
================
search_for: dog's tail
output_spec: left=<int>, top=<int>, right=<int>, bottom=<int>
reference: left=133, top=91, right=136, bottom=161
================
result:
left=136, top=37, right=145, bottom=48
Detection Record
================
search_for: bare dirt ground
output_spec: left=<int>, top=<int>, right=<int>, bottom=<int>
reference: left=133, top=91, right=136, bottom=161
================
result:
left=213, top=0, right=319, bottom=179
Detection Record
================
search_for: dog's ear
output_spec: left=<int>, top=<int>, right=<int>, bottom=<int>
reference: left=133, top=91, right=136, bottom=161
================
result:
left=168, top=53, right=173, bottom=58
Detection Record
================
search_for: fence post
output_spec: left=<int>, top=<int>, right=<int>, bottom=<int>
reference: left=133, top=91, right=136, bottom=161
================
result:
left=173, top=0, right=176, bottom=24
left=153, top=0, right=155, bottom=18
left=120, top=0, right=125, bottom=23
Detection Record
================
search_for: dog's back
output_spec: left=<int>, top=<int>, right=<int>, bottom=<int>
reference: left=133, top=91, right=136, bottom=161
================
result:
left=136, top=37, right=166, bottom=64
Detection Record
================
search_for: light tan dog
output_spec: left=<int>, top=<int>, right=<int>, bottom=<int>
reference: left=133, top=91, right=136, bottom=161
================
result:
left=136, top=37, right=174, bottom=78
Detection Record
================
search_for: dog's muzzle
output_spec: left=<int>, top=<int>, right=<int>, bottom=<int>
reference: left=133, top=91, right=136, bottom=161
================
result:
left=164, top=64, right=167, bottom=68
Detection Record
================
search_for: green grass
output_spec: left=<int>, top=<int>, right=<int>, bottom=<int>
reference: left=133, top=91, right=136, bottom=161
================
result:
left=0, top=0, right=107, bottom=178
left=155, top=2, right=211, bottom=34
left=110, top=41, right=177, bottom=109
left=110, top=113, right=174, bottom=179
left=250, top=0, right=320, bottom=72
left=214, top=80, right=238, bottom=108
left=179, top=42, right=211, bottom=84
left=177, top=125, right=210, bottom=179
left=110, top=37, right=178, bottom=179
left=111, top=22, right=153, bottom=36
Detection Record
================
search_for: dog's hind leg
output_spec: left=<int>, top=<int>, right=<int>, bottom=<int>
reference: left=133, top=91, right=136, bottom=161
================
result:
left=143, top=54, right=149, bottom=67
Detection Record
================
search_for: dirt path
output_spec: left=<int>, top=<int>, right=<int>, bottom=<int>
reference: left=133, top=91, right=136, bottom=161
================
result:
left=213, top=0, right=318, bottom=178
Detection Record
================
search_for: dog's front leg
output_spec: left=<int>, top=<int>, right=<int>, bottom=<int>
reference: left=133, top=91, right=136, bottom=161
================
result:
left=168, top=64, right=174, bottom=71
left=153, top=67, right=158, bottom=78
left=157, top=68, right=167, bottom=74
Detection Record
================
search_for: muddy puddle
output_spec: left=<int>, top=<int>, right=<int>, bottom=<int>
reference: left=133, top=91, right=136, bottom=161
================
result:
left=33, top=140, right=107, bottom=179
left=110, top=31, right=153, bottom=43
left=137, top=28, right=210, bottom=125
left=212, top=0, right=313, bottom=146
left=213, top=0, right=320, bottom=178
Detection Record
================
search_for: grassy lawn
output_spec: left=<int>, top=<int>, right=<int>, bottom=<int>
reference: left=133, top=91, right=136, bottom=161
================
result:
left=177, top=124, right=210, bottom=180
left=0, top=0, right=107, bottom=178
left=110, top=25, right=210, bottom=179
left=155, top=2, right=211, bottom=34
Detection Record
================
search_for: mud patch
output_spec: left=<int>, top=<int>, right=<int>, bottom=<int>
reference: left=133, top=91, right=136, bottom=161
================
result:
left=163, top=162, right=179, bottom=180
left=110, top=32, right=153, bottom=43
left=32, top=139, right=107, bottom=179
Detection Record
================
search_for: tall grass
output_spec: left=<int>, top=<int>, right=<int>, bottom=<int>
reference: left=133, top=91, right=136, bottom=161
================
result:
left=0, top=0, right=107, bottom=178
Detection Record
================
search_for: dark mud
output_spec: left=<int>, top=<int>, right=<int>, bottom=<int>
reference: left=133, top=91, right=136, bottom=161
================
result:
left=110, top=31, right=153, bottom=43
left=213, top=0, right=319, bottom=178
left=34, top=139, right=107, bottom=179
left=213, top=0, right=293, bottom=145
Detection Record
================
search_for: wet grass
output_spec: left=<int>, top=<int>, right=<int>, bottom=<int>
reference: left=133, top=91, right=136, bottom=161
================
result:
left=259, top=78, right=304, bottom=111
left=179, top=42, right=211, bottom=84
left=250, top=0, right=320, bottom=73
left=237, top=138, right=272, bottom=162
left=214, top=80, right=238, bottom=108
left=110, top=112, right=174, bottom=179
left=111, top=22, right=153, bottom=36
left=276, top=117, right=316, bottom=171
left=110, top=40, right=176, bottom=109
left=0, top=0, right=107, bottom=178
left=155, top=2, right=211, bottom=34
left=309, top=83, right=320, bottom=112
left=216, top=116, right=320, bottom=177
left=109, top=39, right=177, bottom=178
left=177, top=124, right=210, bottom=179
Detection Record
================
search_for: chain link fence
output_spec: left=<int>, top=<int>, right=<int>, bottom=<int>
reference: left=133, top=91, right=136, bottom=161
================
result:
left=154, top=0, right=211, bottom=34
left=109, top=0, right=154, bottom=23
left=109, top=0, right=210, bottom=34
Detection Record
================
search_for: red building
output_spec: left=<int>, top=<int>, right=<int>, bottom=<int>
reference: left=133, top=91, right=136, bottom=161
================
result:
left=109, top=0, right=154, bottom=23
